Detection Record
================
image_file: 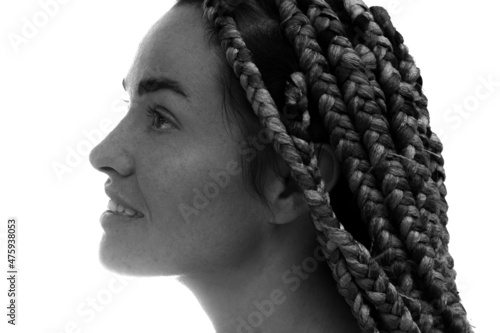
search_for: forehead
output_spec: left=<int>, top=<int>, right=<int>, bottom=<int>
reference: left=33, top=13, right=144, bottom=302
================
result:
left=126, top=4, right=218, bottom=97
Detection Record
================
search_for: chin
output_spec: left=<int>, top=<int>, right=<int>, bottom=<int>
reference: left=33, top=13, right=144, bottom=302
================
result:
left=99, top=235, right=185, bottom=277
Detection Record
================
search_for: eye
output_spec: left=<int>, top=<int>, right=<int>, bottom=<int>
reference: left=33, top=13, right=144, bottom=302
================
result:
left=145, top=105, right=176, bottom=132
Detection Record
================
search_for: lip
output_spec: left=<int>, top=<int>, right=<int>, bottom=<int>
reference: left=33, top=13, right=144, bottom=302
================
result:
left=100, top=210, right=144, bottom=228
left=104, top=186, right=143, bottom=216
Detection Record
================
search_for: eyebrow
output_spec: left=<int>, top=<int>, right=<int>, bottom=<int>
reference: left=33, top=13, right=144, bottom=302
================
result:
left=122, top=76, right=189, bottom=99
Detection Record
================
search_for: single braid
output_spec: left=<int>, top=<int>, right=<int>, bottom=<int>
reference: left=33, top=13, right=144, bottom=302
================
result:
left=283, top=71, right=312, bottom=142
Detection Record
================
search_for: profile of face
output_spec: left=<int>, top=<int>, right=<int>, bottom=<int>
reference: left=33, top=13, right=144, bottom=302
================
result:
left=89, top=4, right=277, bottom=276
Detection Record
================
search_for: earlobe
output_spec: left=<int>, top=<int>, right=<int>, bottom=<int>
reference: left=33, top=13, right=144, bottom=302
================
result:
left=264, top=168, right=307, bottom=226
left=314, top=143, right=340, bottom=193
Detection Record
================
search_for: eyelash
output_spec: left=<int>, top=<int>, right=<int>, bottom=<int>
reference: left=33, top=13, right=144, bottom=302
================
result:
left=145, top=105, right=176, bottom=133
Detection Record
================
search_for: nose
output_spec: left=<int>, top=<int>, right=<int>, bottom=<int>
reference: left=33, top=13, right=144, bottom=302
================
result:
left=89, top=124, right=135, bottom=178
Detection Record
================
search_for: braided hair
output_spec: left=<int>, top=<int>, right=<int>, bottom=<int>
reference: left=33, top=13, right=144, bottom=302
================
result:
left=176, top=0, right=473, bottom=331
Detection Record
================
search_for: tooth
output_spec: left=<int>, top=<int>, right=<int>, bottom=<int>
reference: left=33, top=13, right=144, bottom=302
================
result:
left=124, top=208, right=136, bottom=216
left=117, top=204, right=125, bottom=213
left=107, top=199, right=117, bottom=211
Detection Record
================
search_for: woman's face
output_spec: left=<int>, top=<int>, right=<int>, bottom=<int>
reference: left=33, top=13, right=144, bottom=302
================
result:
left=90, top=4, right=271, bottom=276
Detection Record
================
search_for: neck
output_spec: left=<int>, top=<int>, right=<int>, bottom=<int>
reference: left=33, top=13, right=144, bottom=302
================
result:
left=177, top=220, right=360, bottom=333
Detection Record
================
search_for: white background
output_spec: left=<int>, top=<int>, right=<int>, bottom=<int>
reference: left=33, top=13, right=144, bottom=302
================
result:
left=1, top=0, right=498, bottom=332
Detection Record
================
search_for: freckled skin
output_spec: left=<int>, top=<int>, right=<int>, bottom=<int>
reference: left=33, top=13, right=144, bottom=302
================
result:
left=89, top=4, right=272, bottom=277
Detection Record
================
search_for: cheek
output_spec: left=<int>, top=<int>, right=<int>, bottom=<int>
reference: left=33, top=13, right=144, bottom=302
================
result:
left=154, top=154, right=263, bottom=234
left=140, top=149, right=217, bottom=223
left=140, top=149, right=268, bottom=270
left=139, top=135, right=243, bottom=223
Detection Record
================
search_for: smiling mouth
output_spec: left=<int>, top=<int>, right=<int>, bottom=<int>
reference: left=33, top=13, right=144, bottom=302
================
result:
left=107, top=199, right=144, bottom=218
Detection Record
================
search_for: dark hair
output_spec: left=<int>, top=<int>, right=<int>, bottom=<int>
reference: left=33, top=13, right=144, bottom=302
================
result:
left=175, top=0, right=472, bottom=332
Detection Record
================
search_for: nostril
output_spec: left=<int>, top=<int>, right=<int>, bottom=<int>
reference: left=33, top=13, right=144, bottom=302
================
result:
left=100, top=166, right=116, bottom=174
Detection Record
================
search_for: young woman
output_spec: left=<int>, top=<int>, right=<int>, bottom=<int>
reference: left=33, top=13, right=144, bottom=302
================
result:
left=89, top=0, right=473, bottom=331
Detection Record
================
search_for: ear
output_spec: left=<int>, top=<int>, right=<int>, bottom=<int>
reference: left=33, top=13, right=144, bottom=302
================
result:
left=265, top=143, right=341, bottom=225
